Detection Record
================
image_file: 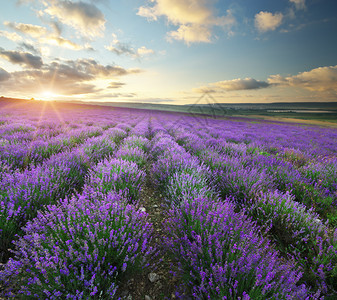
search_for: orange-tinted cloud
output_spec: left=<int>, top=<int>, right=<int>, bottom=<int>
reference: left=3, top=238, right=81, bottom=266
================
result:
left=0, top=58, right=142, bottom=96
left=268, top=65, right=337, bottom=92
left=255, top=11, right=283, bottom=32
left=108, top=82, right=126, bottom=89
left=4, top=20, right=91, bottom=51
left=137, top=0, right=235, bottom=44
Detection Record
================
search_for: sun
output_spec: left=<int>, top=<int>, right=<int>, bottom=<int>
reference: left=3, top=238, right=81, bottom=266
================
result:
left=41, top=91, right=57, bottom=101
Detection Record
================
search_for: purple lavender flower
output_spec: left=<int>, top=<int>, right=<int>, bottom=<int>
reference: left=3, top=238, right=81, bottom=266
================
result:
left=115, top=146, right=148, bottom=168
left=249, top=190, right=337, bottom=294
left=163, top=197, right=309, bottom=299
left=0, top=192, right=154, bottom=298
left=166, top=170, right=217, bottom=206
left=86, top=158, right=145, bottom=202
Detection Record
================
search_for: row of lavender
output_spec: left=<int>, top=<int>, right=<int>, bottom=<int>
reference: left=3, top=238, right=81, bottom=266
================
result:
left=1, top=114, right=156, bottom=298
left=162, top=117, right=337, bottom=297
left=149, top=119, right=310, bottom=299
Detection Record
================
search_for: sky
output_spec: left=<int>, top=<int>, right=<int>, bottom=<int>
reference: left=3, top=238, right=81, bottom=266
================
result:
left=0, top=0, right=336, bottom=105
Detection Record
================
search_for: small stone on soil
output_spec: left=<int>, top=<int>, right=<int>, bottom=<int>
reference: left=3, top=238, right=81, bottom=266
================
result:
left=148, top=272, right=160, bottom=283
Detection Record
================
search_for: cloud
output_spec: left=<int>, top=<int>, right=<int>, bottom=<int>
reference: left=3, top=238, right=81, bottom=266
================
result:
left=18, top=42, right=41, bottom=55
left=138, top=0, right=211, bottom=24
left=106, top=43, right=135, bottom=57
left=167, top=24, right=212, bottom=44
left=50, top=21, right=62, bottom=36
left=39, top=36, right=89, bottom=50
left=0, top=30, right=23, bottom=42
left=137, top=0, right=235, bottom=44
left=0, top=68, right=10, bottom=82
left=105, top=36, right=155, bottom=58
left=193, top=86, right=217, bottom=94
left=44, top=1, right=105, bottom=37
left=82, top=92, right=137, bottom=100
left=289, top=0, right=306, bottom=10
left=0, top=48, right=43, bottom=69
left=4, top=20, right=91, bottom=51
left=268, top=65, right=337, bottom=92
left=4, top=21, right=47, bottom=38
left=0, top=58, right=142, bottom=96
left=255, top=11, right=283, bottom=32
left=214, top=78, right=270, bottom=90
left=72, top=59, right=141, bottom=77
left=194, top=78, right=271, bottom=94
left=108, top=82, right=125, bottom=89
left=136, top=46, right=155, bottom=56
left=194, top=66, right=337, bottom=96
left=135, top=98, right=175, bottom=103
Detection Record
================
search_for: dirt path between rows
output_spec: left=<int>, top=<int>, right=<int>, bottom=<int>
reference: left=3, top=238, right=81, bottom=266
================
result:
left=117, top=162, right=179, bottom=300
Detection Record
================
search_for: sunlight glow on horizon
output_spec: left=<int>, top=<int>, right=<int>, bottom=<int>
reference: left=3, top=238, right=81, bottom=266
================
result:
left=40, top=91, right=57, bottom=101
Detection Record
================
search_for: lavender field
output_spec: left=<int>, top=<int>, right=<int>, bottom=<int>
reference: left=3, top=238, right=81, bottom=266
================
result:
left=0, top=99, right=337, bottom=299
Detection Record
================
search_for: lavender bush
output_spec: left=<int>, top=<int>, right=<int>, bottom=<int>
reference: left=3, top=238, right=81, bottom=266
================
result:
left=165, top=169, right=217, bottom=206
left=81, top=136, right=116, bottom=164
left=86, top=158, right=145, bottom=202
left=0, top=191, right=154, bottom=299
left=115, top=146, right=148, bottom=168
left=123, top=135, right=150, bottom=152
left=0, top=149, right=91, bottom=262
left=164, top=197, right=309, bottom=299
left=249, top=190, right=337, bottom=294
left=105, top=127, right=127, bottom=144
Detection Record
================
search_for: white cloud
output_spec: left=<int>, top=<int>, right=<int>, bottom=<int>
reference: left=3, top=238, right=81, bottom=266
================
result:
left=39, top=36, right=89, bottom=50
left=4, top=20, right=90, bottom=51
left=136, top=46, right=155, bottom=56
left=167, top=24, right=212, bottom=44
left=268, top=65, right=337, bottom=92
left=4, top=21, right=47, bottom=38
left=137, top=0, right=235, bottom=44
left=289, top=0, right=306, bottom=10
left=44, top=1, right=106, bottom=37
left=105, top=35, right=155, bottom=58
left=0, top=30, right=23, bottom=42
left=137, top=6, right=158, bottom=21
left=255, top=11, right=283, bottom=32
